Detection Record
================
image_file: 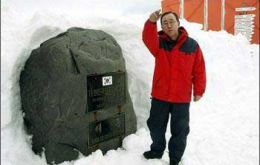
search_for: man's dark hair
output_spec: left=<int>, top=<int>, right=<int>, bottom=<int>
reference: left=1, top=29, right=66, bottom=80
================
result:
left=160, top=11, right=180, bottom=25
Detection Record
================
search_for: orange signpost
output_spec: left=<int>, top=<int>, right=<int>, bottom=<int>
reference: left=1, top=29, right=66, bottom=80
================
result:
left=225, top=0, right=259, bottom=44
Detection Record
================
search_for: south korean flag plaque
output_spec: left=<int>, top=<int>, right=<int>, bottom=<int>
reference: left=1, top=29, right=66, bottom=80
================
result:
left=102, top=76, right=112, bottom=86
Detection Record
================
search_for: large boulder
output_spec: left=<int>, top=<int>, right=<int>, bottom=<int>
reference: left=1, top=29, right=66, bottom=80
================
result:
left=19, top=27, right=137, bottom=164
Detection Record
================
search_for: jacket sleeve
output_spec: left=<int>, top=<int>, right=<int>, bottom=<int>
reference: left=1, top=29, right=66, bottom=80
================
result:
left=142, top=19, right=160, bottom=57
left=192, top=45, right=206, bottom=96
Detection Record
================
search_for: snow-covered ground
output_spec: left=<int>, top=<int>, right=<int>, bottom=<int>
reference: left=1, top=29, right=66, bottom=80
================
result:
left=1, top=0, right=259, bottom=165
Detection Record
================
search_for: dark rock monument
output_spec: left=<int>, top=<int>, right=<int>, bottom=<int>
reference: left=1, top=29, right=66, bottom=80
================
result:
left=19, top=27, right=137, bottom=164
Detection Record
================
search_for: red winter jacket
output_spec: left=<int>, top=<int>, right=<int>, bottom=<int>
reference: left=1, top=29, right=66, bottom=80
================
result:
left=142, top=20, right=206, bottom=103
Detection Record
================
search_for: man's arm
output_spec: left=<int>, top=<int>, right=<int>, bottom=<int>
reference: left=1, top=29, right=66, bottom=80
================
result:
left=142, top=10, right=161, bottom=57
left=192, top=45, right=206, bottom=102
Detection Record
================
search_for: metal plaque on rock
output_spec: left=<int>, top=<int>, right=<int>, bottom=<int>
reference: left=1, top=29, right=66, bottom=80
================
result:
left=87, top=72, right=126, bottom=112
left=88, top=114, right=125, bottom=146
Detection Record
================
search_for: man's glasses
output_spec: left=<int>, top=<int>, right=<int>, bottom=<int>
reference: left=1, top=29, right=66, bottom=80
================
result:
left=162, top=21, right=177, bottom=27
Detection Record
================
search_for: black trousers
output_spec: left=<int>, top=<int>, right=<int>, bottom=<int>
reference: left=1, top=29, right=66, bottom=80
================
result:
left=147, top=98, right=190, bottom=162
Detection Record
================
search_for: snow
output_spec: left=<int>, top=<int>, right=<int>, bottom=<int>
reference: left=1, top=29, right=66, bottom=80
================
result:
left=1, top=0, right=259, bottom=165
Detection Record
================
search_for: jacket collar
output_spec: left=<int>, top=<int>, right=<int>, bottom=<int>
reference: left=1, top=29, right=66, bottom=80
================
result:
left=158, top=26, right=188, bottom=44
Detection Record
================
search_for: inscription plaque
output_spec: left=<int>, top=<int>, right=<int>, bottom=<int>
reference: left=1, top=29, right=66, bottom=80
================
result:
left=87, top=72, right=126, bottom=112
left=89, top=114, right=125, bottom=146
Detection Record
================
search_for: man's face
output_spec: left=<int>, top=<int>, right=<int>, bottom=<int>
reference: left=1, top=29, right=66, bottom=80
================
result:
left=161, top=13, right=179, bottom=39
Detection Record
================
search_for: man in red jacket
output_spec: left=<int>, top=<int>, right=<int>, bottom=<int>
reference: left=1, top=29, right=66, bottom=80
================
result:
left=142, top=10, right=206, bottom=165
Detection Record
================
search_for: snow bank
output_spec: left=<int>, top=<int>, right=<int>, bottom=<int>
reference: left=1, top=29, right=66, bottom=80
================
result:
left=1, top=0, right=259, bottom=165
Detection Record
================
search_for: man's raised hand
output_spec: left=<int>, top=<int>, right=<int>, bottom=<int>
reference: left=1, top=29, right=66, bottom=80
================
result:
left=149, top=9, right=162, bottom=23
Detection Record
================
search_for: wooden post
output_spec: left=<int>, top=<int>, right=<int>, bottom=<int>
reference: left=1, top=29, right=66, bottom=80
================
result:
left=221, top=0, right=225, bottom=30
left=204, top=0, right=208, bottom=30
left=180, top=0, right=184, bottom=19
